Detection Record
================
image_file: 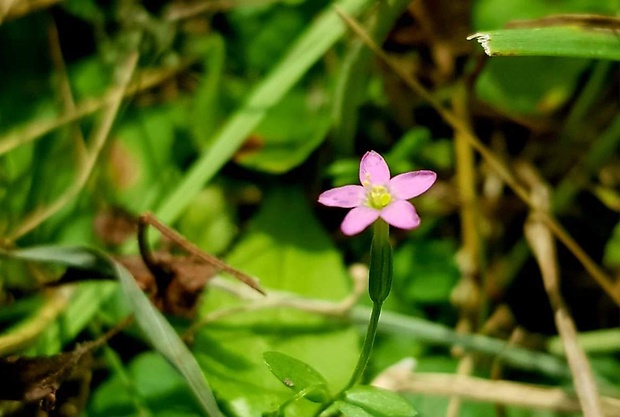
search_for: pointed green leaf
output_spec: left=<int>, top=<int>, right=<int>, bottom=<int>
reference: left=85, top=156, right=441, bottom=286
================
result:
left=263, top=351, right=331, bottom=403
left=344, top=386, right=417, bottom=417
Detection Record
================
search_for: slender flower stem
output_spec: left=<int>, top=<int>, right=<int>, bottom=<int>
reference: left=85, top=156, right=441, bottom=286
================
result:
left=345, top=300, right=383, bottom=389
left=313, top=301, right=384, bottom=417
left=314, top=221, right=393, bottom=416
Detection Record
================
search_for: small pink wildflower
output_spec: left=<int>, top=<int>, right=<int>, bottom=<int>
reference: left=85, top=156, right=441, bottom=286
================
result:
left=319, top=150, right=437, bottom=236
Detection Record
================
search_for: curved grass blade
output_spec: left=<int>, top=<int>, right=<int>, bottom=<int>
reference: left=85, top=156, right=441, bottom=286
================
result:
left=154, top=0, right=373, bottom=228
left=0, top=245, right=223, bottom=417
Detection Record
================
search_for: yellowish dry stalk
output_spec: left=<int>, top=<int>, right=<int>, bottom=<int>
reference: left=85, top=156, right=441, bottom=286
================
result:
left=0, top=60, right=194, bottom=157
left=448, top=80, right=484, bottom=417
left=372, top=366, right=620, bottom=416
left=0, top=0, right=60, bottom=24
left=0, top=287, right=73, bottom=355
left=523, top=166, right=605, bottom=417
left=6, top=51, right=139, bottom=241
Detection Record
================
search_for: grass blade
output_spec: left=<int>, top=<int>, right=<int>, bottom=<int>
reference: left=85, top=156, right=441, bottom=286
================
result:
left=468, top=26, right=620, bottom=60
left=111, top=258, right=223, bottom=416
left=154, top=0, right=372, bottom=226
left=1, top=246, right=223, bottom=416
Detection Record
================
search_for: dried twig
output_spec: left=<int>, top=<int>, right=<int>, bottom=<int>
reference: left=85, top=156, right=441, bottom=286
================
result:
left=523, top=165, right=604, bottom=417
left=184, top=264, right=368, bottom=340
left=372, top=362, right=620, bottom=416
left=138, top=212, right=266, bottom=295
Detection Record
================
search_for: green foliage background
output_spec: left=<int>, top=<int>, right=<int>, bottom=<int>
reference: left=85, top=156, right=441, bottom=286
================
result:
left=1, top=0, right=619, bottom=416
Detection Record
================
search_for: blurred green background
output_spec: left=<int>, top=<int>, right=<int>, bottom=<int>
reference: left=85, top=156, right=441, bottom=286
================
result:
left=1, top=0, right=619, bottom=416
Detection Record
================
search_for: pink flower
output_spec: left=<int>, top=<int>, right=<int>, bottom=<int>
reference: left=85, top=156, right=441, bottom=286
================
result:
left=319, top=151, right=437, bottom=236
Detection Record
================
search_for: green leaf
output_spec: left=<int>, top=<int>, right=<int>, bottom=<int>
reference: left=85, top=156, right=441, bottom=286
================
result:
left=0, top=245, right=114, bottom=275
left=263, top=351, right=331, bottom=403
left=62, top=0, right=104, bottom=22
left=473, top=56, right=589, bottom=115
left=111, top=254, right=223, bottom=417
left=195, top=186, right=359, bottom=416
left=468, top=26, right=620, bottom=60
left=228, top=6, right=307, bottom=75
left=177, top=186, right=238, bottom=255
left=32, top=281, right=118, bottom=355
left=234, top=88, right=331, bottom=174
left=393, top=240, right=459, bottom=304
left=336, top=400, right=376, bottom=417
left=603, top=221, right=620, bottom=268
left=226, top=186, right=352, bottom=298
left=343, top=386, right=417, bottom=417
left=109, top=105, right=181, bottom=213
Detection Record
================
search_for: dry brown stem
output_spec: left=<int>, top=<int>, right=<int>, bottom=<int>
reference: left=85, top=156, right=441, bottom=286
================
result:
left=138, top=212, right=266, bottom=295
left=448, top=80, right=483, bottom=417
left=523, top=165, right=605, bottom=417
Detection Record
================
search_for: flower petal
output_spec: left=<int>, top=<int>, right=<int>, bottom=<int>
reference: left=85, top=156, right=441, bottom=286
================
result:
left=380, top=200, right=420, bottom=230
left=389, top=170, right=437, bottom=200
left=318, top=185, right=365, bottom=208
left=341, top=207, right=380, bottom=236
left=360, top=150, right=390, bottom=186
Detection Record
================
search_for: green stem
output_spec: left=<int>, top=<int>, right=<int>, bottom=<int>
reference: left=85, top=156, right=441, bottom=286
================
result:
left=345, top=300, right=383, bottom=389
left=314, top=221, right=391, bottom=416
left=313, top=301, right=384, bottom=417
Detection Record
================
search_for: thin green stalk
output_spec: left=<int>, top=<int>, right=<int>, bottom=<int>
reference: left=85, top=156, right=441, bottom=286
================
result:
left=345, top=300, right=383, bottom=389
left=312, top=301, right=383, bottom=417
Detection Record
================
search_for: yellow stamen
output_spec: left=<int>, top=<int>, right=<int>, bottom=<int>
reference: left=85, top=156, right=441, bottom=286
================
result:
left=366, top=185, right=392, bottom=209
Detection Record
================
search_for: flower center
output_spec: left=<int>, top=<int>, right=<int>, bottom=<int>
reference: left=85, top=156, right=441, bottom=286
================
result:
left=366, top=185, right=392, bottom=210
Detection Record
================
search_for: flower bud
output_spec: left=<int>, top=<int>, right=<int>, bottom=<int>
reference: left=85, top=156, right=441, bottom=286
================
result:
left=368, top=221, right=393, bottom=303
